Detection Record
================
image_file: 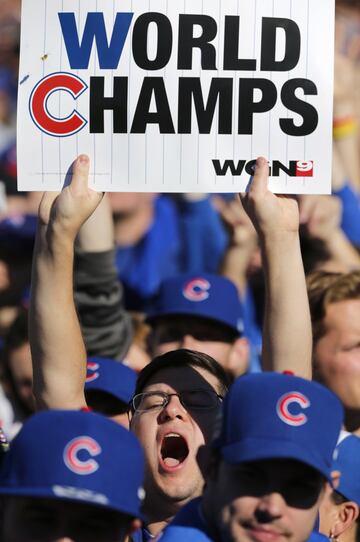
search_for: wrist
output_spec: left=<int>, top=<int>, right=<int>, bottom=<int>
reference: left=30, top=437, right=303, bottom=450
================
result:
left=260, top=231, right=301, bottom=268
left=37, top=222, right=75, bottom=256
left=259, top=229, right=299, bottom=248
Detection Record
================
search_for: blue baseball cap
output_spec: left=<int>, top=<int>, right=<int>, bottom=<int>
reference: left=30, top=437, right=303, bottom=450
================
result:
left=146, top=273, right=244, bottom=335
left=0, top=410, right=145, bottom=519
left=85, top=357, right=137, bottom=404
left=214, top=373, right=344, bottom=481
left=0, top=214, right=37, bottom=241
left=332, top=435, right=360, bottom=506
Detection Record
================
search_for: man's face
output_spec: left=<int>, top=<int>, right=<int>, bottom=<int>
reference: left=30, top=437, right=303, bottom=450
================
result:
left=8, top=342, right=35, bottom=412
left=130, top=365, right=223, bottom=510
left=314, top=299, right=360, bottom=409
left=150, top=316, right=248, bottom=377
left=2, top=497, right=131, bottom=542
left=210, top=459, right=326, bottom=542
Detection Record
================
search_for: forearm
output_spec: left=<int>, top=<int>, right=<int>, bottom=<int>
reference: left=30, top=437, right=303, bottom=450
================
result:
left=261, top=232, right=312, bottom=378
left=221, top=245, right=251, bottom=296
left=76, top=194, right=114, bottom=252
left=30, top=225, right=87, bottom=410
left=74, top=248, right=133, bottom=360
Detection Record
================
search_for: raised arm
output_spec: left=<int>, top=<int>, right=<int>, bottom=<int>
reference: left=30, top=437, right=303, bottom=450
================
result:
left=74, top=195, right=134, bottom=360
left=29, top=155, right=103, bottom=410
left=240, top=157, right=312, bottom=378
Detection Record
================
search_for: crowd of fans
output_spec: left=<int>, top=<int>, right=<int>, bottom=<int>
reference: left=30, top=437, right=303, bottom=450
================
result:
left=0, top=0, right=360, bottom=541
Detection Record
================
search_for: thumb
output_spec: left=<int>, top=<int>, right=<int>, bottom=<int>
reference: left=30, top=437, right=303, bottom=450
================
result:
left=70, top=154, right=90, bottom=193
left=247, top=157, right=269, bottom=196
left=239, top=156, right=269, bottom=205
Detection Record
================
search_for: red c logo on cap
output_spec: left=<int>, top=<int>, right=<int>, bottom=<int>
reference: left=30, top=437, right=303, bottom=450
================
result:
left=183, top=278, right=211, bottom=302
left=63, top=436, right=101, bottom=475
left=86, top=362, right=100, bottom=383
left=276, top=392, right=310, bottom=427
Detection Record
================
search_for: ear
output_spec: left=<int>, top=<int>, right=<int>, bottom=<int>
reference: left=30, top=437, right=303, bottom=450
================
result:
left=332, top=502, right=359, bottom=539
left=227, top=337, right=250, bottom=378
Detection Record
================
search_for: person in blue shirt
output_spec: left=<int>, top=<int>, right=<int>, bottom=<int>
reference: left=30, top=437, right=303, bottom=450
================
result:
left=158, top=372, right=344, bottom=542
left=145, top=271, right=250, bottom=380
left=110, top=192, right=228, bottom=311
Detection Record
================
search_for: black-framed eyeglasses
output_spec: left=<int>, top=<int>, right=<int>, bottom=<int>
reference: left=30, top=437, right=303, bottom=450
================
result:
left=131, top=389, right=223, bottom=413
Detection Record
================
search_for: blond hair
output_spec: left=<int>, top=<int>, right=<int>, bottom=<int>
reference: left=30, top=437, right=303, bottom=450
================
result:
left=307, top=270, right=360, bottom=343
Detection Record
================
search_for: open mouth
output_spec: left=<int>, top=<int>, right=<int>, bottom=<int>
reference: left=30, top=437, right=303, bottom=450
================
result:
left=160, top=433, right=189, bottom=468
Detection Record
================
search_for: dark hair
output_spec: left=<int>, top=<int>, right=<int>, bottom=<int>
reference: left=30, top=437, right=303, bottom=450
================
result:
left=1, top=309, right=29, bottom=379
left=134, top=349, right=230, bottom=398
left=299, top=229, right=332, bottom=275
left=0, top=309, right=32, bottom=415
left=331, top=491, right=360, bottom=542
left=1, top=309, right=30, bottom=409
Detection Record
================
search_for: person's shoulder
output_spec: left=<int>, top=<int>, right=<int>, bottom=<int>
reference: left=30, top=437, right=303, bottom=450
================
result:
left=157, top=498, right=214, bottom=542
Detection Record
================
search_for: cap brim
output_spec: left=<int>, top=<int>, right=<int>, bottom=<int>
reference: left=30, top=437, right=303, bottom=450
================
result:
left=146, top=310, right=241, bottom=336
left=84, top=385, right=131, bottom=405
left=221, top=437, right=331, bottom=481
left=0, top=486, right=145, bottom=520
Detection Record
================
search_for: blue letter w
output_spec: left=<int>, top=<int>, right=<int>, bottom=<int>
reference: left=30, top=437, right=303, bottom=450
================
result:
left=59, top=12, right=133, bottom=69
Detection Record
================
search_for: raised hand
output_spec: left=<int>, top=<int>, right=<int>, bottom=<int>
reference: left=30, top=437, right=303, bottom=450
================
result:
left=299, top=194, right=342, bottom=242
left=38, top=155, right=104, bottom=241
left=240, top=157, right=299, bottom=240
left=238, top=156, right=311, bottom=378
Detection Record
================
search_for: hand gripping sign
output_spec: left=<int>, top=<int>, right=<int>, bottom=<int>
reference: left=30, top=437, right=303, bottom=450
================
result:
left=18, top=0, right=335, bottom=193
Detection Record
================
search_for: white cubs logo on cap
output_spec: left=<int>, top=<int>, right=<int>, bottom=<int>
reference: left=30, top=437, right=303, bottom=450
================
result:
left=276, top=392, right=310, bottom=427
left=86, top=362, right=100, bottom=383
left=183, top=278, right=210, bottom=302
left=63, top=436, right=102, bottom=475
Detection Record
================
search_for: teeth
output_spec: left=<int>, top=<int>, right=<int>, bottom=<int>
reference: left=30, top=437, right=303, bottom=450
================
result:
left=165, top=433, right=181, bottom=438
left=164, top=458, right=180, bottom=467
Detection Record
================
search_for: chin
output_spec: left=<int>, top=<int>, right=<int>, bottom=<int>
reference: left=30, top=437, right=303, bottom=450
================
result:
left=158, top=478, right=202, bottom=503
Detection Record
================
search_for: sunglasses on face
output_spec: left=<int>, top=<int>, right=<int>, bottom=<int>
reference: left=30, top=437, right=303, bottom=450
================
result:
left=131, top=389, right=223, bottom=412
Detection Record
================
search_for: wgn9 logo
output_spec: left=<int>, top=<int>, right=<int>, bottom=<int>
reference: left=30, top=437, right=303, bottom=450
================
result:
left=296, top=161, right=313, bottom=177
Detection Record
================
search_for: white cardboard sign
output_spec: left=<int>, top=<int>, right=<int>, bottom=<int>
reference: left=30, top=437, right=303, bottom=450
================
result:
left=18, top=0, right=335, bottom=193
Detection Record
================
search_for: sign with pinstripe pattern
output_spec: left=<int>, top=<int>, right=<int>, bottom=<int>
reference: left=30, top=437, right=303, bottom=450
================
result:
left=18, top=0, right=335, bottom=193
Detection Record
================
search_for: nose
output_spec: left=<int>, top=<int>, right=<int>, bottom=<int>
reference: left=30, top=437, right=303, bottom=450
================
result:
left=158, top=393, right=189, bottom=422
left=181, top=334, right=200, bottom=349
left=255, top=492, right=287, bottom=521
